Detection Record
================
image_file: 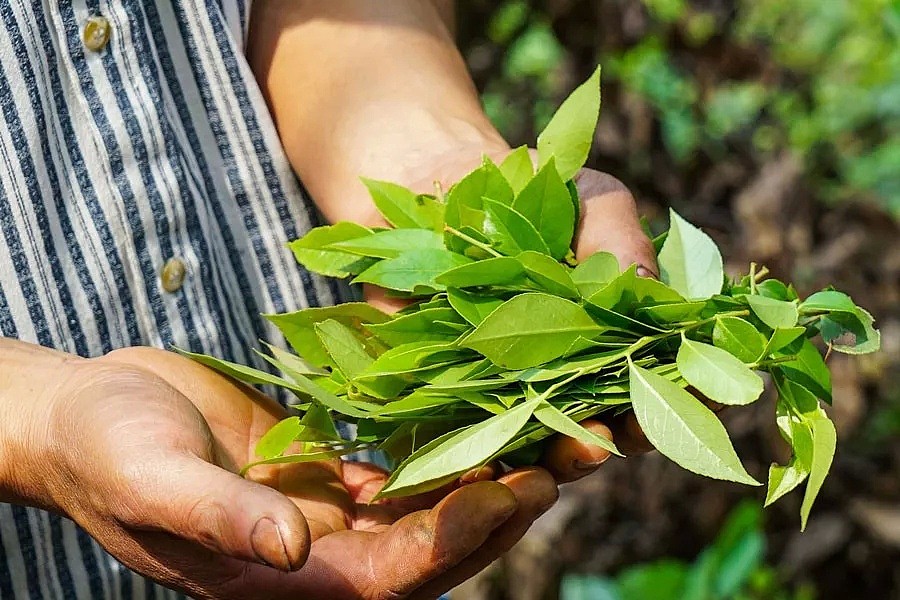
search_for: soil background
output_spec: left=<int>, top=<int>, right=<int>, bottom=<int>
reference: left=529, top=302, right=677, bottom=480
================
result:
left=452, top=1, right=900, bottom=598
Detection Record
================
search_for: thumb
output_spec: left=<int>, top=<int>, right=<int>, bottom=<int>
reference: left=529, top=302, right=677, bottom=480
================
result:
left=573, top=171, right=659, bottom=278
left=114, top=453, right=311, bottom=571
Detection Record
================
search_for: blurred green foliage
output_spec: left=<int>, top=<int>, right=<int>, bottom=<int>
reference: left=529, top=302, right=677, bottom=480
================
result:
left=477, top=0, right=900, bottom=217
left=560, top=502, right=816, bottom=600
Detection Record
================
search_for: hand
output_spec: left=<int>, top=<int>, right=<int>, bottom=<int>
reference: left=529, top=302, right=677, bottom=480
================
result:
left=44, top=347, right=559, bottom=599
left=362, top=146, right=657, bottom=471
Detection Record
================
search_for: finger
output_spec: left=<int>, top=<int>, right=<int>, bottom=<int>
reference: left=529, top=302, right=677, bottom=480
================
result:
left=409, top=467, right=559, bottom=599
left=604, top=410, right=654, bottom=456
left=459, top=461, right=502, bottom=484
left=573, top=175, right=658, bottom=278
left=303, top=480, right=518, bottom=599
left=110, top=453, right=311, bottom=572
left=341, top=461, right=451, bottom=515
left=363, top=283, right=413, bottom=314
left=540, top=420, right=615, bottom=483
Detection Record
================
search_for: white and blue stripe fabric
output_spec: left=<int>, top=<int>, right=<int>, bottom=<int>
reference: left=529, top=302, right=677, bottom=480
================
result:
left=0, top=1, right=357, bottom=597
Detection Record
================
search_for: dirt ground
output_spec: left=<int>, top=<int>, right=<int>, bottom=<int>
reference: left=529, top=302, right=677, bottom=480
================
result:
left=454, top=1, right=900, bottom=597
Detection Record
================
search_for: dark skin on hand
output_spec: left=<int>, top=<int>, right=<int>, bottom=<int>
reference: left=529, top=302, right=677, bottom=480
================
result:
left=88, top=347, right=564, bottom=599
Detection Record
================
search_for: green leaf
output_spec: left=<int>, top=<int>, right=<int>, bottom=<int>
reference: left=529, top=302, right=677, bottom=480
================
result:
left=329, top=228, right=444, bottom=259
left=629, top=361, right=760, bottom=485
left=265, top=303, right=389, bottom=368
left=366, top=307, right=465, bottom=346
left=799, top=290, right=857, bottom=315
left=483, top=198, right=552, bottom=256
left=537, top=66, right=601, bottom=181
left=371, top=392, right=460, bottom=417
left=777, top=339, right=832, bottom=403
left=765, top=419, right=812, bottom=507
left=259, top=343, right=327, bottom=377
left=315, top=319, right=374, bottom=378
left=566, top=180, right=581, bottom=233
left=353, top=249, right=472, bottom=292
left=176, top=348, right=371, bottom=418
left=361, top=178, right=443, bottom=230
left=288, top=222, right=374, bottom=278
left=534, top=400, right=621, bottom=456
left=462, top=293, right=604, bottom=369
left=657, top=209, right=724, bottom=299
left=800, top=416, right=837, bottom=531
left=254, top=417, right=302, bottom=460
left=587, top=264, right=684, bottom=314
left=375, top=398, right=541, bottom=499
left=299, top=402, right=341, bottom=440
left=499, top=145, right=534, bottom=193
left=825, top=307, right=881, bottom=355
left=444, top=161, right=513, bottom=251
left=511, top=159, right=576, bottom=258
left=421, top=377, right=510, bottom=394
left=241, top=447, right=362, bottom=476
left=747, top=295, right=799, bottom=329
left=435, top=256, right=525, bottom=287
left=760, top=326, right=806, bottom=357
left=755, top=278, right=793, bottom=301
left=572, top=251, right=620, bottom=297
left=676, top=337, right=764, bottom=406
left=517, top=251, right=579, bottom=298
left=457, top=390, right=508, bottom=415
left=516, top=347, right=631, bottom=382
left=775, top=376, right=825, bottom=421
left=447, top=288, right=505, bottom=326
left=174, top=348, right=300, bottom=389
left=712, top=316, right=766, bottom=363
left=636, top=301, right=706, bottom=325
left=355, top=342, right=464, bottom=390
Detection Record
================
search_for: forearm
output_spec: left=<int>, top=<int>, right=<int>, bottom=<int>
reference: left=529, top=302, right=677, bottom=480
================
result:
left=0, top=338, right=79, bottom=509
left=248, top=0, right=508, bottom=224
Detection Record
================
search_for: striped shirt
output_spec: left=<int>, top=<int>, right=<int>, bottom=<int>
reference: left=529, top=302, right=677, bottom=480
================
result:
left=0, top=1, right=353, bottom=597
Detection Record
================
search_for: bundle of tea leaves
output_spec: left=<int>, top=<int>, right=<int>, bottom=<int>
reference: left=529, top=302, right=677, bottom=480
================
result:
left=183, top=68, right=879, bottom=529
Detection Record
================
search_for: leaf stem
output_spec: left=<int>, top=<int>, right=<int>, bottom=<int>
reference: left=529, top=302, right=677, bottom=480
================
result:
left=749, top=263, right=758, bottom=294
left=669, top=310, right=751, bottom=332
left=433, top=180, right=445, bottom=204
left=443, top=225, right=503, bottom=258
left=752, top=354, right=797, bottom=369
left=535, top=369, right=586, bottom=402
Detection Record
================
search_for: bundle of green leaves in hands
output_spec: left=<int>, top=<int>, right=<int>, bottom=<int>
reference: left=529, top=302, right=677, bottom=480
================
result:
left=183, top=67, right=879, bottom=529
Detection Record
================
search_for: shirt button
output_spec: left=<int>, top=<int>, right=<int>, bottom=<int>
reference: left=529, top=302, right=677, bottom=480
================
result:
left=160, top=258, right=187, bottom=293
left=83, top=15, right=112, bottom=52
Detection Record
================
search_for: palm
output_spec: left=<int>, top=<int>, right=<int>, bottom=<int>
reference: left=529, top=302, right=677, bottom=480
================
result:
left=104, top=347, right=557, bottom=600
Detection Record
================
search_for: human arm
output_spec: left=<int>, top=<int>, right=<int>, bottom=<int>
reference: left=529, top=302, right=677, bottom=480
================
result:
left=247, top=0, right=655, bottom=472
left=247, top=0, right=655, bottom=274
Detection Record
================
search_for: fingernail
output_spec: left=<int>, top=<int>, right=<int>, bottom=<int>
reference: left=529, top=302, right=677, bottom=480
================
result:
left=573, top=456, right=610, bottom=471
left=636, top=265, right=658, bottom=279
left=251, top=517, right=294, bottom=571
left=460, top=464, right=494, bottom=483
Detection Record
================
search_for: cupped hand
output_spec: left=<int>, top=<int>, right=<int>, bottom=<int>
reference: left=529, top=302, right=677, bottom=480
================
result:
left=364, top=146, right=658, bottom=478
left=46, top=347, right=559, bottom=599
